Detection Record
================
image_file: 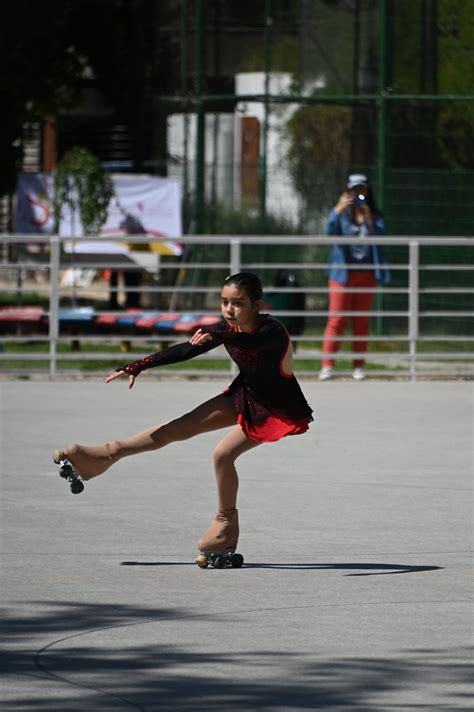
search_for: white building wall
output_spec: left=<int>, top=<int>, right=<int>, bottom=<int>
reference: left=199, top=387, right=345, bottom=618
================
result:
left=234, top=72, right=301, bottom=224
left=167, top=113, right=235, bottom=206
left=166, top=71, right=325, bottom=225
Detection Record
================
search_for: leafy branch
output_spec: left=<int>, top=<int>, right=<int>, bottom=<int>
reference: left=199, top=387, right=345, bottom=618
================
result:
left=53, top=146, right=114, bottom=235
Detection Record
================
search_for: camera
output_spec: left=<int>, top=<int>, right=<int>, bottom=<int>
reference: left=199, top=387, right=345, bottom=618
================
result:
left=354, top=193, right=366, bottom=206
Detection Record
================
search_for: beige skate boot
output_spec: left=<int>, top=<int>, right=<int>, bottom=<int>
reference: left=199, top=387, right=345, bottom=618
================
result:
left=195, top=508, right=244, bottom=569
left=53, top=441, right=120, bottom=492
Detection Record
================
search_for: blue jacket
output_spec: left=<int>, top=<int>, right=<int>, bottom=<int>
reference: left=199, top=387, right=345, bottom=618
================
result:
left=325, top=208, right=391, bottom=285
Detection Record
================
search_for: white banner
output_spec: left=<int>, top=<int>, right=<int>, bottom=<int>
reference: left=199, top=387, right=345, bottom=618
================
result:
left=15, top=174, right=55, bottom=234
left=15, top=173, right=183, bottom=256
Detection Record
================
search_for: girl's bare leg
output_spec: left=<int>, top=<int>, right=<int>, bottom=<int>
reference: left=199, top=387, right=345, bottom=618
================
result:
left=212, top=426, right=261, bottom=510
left=197, top=426, right=260, bottom=552
left=62, top=394, right=238, bottom=480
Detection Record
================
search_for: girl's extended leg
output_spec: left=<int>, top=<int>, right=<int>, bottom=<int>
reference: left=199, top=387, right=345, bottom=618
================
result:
left=61, top=393, right=238, bottom=480
left=198, top=426, right=260, bottom=552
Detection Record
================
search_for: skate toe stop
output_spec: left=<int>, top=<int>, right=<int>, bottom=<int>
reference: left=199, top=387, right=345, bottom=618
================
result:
left=53, top=449, right=65, bottom=464
left=195, top=554, right=209, bottom=568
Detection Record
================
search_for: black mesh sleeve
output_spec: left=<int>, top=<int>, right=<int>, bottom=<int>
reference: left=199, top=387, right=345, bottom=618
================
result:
left=118, top=338, right=220, bottom=376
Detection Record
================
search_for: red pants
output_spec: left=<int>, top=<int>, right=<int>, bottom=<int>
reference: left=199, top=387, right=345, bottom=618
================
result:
left=322, top=271, right=376, bottom=368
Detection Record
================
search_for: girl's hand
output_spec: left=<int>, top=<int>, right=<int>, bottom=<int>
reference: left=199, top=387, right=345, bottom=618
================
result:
left=105, top=370, right=136, bottom=390
left=190, top=328, right=212, bottom=346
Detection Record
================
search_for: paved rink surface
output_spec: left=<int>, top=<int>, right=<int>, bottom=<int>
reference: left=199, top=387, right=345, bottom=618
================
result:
left=1, top=380, right=472, bottom=711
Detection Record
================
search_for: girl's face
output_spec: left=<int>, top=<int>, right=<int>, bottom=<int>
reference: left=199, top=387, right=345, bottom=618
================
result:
left=220, top=284, right=261, bottom=332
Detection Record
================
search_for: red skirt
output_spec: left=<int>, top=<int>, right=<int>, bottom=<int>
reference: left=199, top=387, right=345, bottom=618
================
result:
left=224, top=382, right=311, bottom=443
left=238, top=412, right=310, bottom=443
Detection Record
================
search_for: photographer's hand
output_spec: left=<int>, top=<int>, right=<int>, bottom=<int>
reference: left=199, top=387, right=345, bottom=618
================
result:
left=335, top=191, right=353, bottom=214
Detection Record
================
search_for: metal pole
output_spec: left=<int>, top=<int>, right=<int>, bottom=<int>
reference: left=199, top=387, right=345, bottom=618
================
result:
left=195, top=105, right=206, bottom=234
left=49, top=237, right=60, bottom=380
left=259, top=0, right=272, bottom=235
left=230, top=238, right=241, bottom=276
left=160, top=92, right=474, bottom=106
left=180, top=0, right=189, bottom=227
left=408, top=241, right=419, bottom=381
left=210, top=1, right=221, bottom=231
left=375, top=95, right=386, bottom=338
left=194, top=0, right=206, bottom=235
left=376, top=0, right=389, bottom=208
left=376, top=0, right=389, bottom=336
left=229, top=238, right=241, bottom=376
left=376, top=101, right=386, bottom=212
left=352, top=0, right=360, bottom=93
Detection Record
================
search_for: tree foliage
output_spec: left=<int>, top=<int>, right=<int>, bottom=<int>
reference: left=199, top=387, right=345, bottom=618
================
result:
left=285, top=106, right=352, bottom=207
left=0, top=0, right=177, bottom=196
left=53, top=147, right=114, bottom=235
left=0, top=1, right=84, bottom=195
left=437, top=0, right=474, bottom=168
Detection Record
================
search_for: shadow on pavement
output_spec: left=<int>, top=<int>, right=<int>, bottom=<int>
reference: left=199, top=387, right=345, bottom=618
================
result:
left=1, top=601, right=471, bottom=711
left=120, top=561, right=443, bottom=576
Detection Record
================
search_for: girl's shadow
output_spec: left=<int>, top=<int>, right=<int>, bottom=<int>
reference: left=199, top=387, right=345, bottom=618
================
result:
left=121, top=561, right=442, bottom=576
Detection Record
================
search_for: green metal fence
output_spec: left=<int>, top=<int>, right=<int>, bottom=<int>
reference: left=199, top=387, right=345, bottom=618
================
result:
left=157, top=0, right=473, bottom=238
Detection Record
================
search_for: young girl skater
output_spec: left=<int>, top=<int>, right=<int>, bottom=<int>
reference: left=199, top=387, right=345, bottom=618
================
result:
left=54, top=272, right=313, bottom=568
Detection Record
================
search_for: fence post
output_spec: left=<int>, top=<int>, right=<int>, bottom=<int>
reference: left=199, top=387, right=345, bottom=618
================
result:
left=229, top=238, right=241, bottom=376
left=408, top=241, right=419, bottom=381
left=230, top=237, right=241, bottom=275
left=49, top=236, right=60, bottom=380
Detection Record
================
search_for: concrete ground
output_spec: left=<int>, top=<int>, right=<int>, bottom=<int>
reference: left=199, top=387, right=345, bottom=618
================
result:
left=1, top=380, right=472, bottom=711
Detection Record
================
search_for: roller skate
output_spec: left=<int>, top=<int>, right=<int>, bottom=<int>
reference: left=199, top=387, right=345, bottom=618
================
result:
left=195, top=508, right=244, bottom=569
left=53, top=442, right=117, bottom=494
left=53, top=449, right=85, bottom=494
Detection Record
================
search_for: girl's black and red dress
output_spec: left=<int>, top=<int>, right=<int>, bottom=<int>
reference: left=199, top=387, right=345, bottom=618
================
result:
left=120, top=315, right=313, bottom=443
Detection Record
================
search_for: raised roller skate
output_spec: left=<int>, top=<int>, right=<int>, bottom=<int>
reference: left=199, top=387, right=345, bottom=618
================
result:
left=195, top=508, right=244, bottom=569
left=53, top=441, right=117, bottom=486
left=53, top=449, right=85, bottom=494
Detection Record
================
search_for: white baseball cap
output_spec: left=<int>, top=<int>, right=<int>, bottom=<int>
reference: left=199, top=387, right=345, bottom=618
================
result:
left=347, top=173, right=368, bottom=189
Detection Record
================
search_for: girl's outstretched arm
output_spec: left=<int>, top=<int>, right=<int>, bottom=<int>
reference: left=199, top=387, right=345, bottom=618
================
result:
left=105, top=332, right=222, bottom=387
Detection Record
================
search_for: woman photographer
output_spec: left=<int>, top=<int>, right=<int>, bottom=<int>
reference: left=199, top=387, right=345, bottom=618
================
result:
left=319, top=174, right=390, bottom=381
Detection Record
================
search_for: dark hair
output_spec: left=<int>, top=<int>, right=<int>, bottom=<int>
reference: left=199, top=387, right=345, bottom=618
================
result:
left=223, top=272, right=263, bottom=301
left=363, top=185, right=378, bottom=213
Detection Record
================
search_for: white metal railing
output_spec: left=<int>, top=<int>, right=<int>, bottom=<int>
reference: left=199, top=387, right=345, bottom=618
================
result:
left=0, top=234, right=473, bottom=381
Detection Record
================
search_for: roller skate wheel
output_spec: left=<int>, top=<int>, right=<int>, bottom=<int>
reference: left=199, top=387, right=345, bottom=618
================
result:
left=195, top=554, right=209, bottom=568
left=212, top=555, right=225, bottom=569
left=231, top=553, right=244, bottom=568
left=53, top=449, right=65, bottom=464
left=70, top=480, right=85, bottom=494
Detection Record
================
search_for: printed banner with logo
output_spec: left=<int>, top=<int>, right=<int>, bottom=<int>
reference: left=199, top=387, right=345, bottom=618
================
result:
left=15, top=173, right=182, bottom=256
left=15, top=174, right=55, bottom=234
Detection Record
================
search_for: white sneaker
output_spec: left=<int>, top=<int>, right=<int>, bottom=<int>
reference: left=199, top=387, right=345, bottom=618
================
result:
left=352, top=367, right=366, bottom=381
left=318, top=365, right=333, bottom=381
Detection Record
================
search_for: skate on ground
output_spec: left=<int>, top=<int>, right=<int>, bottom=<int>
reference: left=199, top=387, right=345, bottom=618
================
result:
left=195, top=508, right=243, bottom=569
left=53, top=449, right=85, bottom=494
left=195, top=549, right=244, bottom=569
